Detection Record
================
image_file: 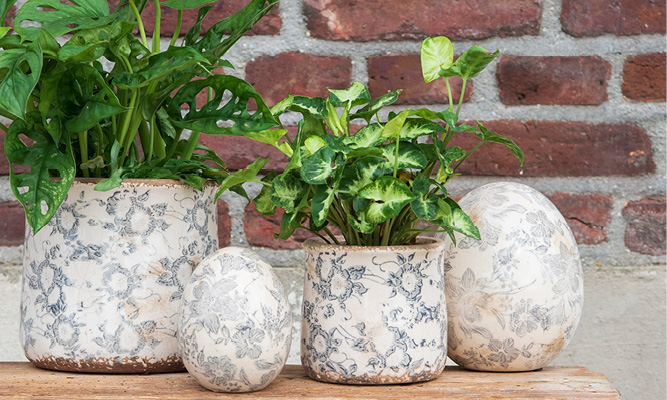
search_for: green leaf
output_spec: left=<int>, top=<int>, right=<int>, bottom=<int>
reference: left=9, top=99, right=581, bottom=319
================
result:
left=477, top=122, right=524, bottom=166
left=275, top=210, right=306, bottom=240
left=347, top=212, right=374, bottom=234
left=339, top=156, right=391, bottom=201
left=168, top=75, right=279, bottom=136
left=342, top=123, right=384, bottom=149
left=311, top=185, right=334, bottom=227
left=421, top=36, right=454, bottom=83
left=0, top=42, right=42, bottom=120
left=270, top=94, right=293, bottom=118
left=246, top=128, right=292, bottom=156
left=411, top=173, right=431, bottom=197
left=382, top=109, right=411, bottom=139
left=358, top=176, right=415, bottom=224
left=409, top=173, right=437, bottom=220
left=114, top=47, right=210, bottom=89
left=328, top=82, right=371, bottom=107
left=301, top=146, right=340, bottom=185
left=216, top=157, right=267, bottom=199
left=4, top=116, right=76, bottom=233
left=254, top=171, right=277, bottom=216
left=270, top=172, right=305, bottom=212
left=382, top=142, right=428, bottom=169
left=399, top=118, right=446, bottom=140
left=304, top=135, right=327, bottom=156
left=350, top=90, right=402, bottom=122
left=15, top=0, right=115, bottom=40
left=441, top=45, right=499, bottom=79
left=325, top=99, right=345, bottom=136
left=446, top=198, right=480, bottom=239
left=161, top=0, right=216, bottom=10
left=0, top=0, right=17, bottom=27
left=290, top=96, right=327, bottom=119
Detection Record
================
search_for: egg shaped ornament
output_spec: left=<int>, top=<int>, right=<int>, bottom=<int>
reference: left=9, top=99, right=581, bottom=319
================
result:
left=440, top=182, right=583, bottom=372
left=178, top=247, right=292, bottom=392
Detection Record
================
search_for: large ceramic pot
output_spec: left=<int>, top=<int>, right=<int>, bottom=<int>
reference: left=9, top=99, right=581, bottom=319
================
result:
left=20, top=179, right=219, bottom=373
left=300, top=237, right=448, bottom=384
left=441, top=182, right=584, bottom=372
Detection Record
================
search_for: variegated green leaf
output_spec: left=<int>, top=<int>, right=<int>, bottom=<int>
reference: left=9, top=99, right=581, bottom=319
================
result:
left=301, top=146, right=340, bottom=184
left=305, top=135, right=327, bottom=156
left=421, top=36, right=454, bottom=83
left=328, top=81, right=371, bottom=107
left=399, top=118, right=446, bottom=140
left=254, top=171, right=277, bottom=216
left=342, top=123, right=384, bottom=149
left=347, top=212, right=374, bottom=234
left=382, top=142, right=428, bottom=169
left=350, top=90, right=402, bottom=122
left=270, top=172, right=305, bottom=212
left=358, top=176, right=415, bottom=224
left=339, top=156, right=392, bottom=201
left=382, top=109, right=411, bottom=139
left=290, top=96, right=327, bottom=118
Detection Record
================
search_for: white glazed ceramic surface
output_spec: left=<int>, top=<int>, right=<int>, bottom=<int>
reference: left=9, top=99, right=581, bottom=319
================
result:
left=441, top=182, right=584, bottom=372
left=20, top=179, right=219, bottom=373
left=178, top=247, right=291, bottom=393
left=301, top=238, right=448, bottom=384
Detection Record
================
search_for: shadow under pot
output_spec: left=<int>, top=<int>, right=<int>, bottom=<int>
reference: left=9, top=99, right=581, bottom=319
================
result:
left=300, top=237, right=448, bottom=384
left=20, top=179, right=219, bottom=373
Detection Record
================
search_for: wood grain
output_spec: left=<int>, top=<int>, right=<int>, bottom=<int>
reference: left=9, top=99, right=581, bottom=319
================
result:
left=0, top=363, right=621, bottom=399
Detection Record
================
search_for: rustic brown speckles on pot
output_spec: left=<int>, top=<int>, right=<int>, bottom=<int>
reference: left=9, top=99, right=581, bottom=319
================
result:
left=29, top=355, right=185, bottom=374
left=305, top=365, right=442, bottom=385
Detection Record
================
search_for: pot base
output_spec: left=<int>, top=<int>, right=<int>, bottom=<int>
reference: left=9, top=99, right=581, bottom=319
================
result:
left=28, top=355, right=186, bottom=374
left=304, top=365, right=443, bottom=385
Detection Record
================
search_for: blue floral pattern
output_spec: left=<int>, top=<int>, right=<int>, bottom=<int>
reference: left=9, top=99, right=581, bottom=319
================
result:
left=20, top=180, right=219, bottom=372
left=301, top=239, right=447, bottom=384
left=441, top=182, right=584, bottom=372
left=178, top=247, right=291, bottom=393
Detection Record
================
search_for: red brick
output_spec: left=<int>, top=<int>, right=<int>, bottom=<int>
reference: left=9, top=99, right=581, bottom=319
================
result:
left=623, top=196, right=666, bottom=256
left=545, top=193, right=613, bottom=245
left=4, top=4, right=15, bottom=27
left=110, top=0, right=281, bottom=37
left=561, top=0, right=666, bottom=37
left=304, top=0, right=544, bottom=41
left=497, top=56, right=611, bottom=105
left=244, top=204, right=316, bottom=249
left=217, top=200, right=231, bottom=248
left=0, top=131, right=29, bottom=176
left=622, top=54, right=667, bottom=102
left=450, top=121, right=655, bottom=177
left=368, top=54, right=472, bottom=105
left=246, top=52, right=352, bottom=107
left=0, top=202, right=25, bottom=246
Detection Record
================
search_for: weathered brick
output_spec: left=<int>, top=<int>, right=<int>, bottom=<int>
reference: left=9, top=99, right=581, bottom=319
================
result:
left=304, top=0, right=544, bottom=41
left=112, top=0, right=281, bottom=37
left=0, top=202, right=25, bottom=246
left=217, top=200, right=231, bottom=248
left=546, top=193, right=614, bottom=245
left=450, top=121, right=655, bottom=177
left=623, top=196, right=666, bottom=256
left=497, top=56, right=611, bottom=105
left=244, top=204, right=315, bottom=249
left=368, top=54, right=472, bottom=105
left=561, top=0, right=666, bottom=37
left=622, top=54, right=667, bottom=102
left=245, top=52, right=352, bottom=107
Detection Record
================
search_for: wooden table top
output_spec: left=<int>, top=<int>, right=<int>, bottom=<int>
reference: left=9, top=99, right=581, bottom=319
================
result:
left=0, top=363, right=621, bottom=399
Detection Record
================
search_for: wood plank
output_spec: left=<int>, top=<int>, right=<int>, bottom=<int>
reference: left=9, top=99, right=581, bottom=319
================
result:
left=0, top=363, right=621, bottom=399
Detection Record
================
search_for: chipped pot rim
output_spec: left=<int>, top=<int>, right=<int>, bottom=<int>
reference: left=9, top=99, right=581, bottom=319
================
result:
left=303, top=236, right=445, bottom=253
left=71, top=178, right=219, bottom=189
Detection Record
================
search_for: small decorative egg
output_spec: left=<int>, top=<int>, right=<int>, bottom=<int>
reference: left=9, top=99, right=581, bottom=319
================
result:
left=440, top=182, right=583, bottom=372
left=178, top=247, right=292, bottom=392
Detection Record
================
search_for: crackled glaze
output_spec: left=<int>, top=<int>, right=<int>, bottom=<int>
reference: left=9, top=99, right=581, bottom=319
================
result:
left=20, top=179, right=219, bottom=373
left=178, top=247, right=291, bottom=393
left=440, top=182, right=584, bottom=372
left=301, top=238, right=447, bottom=384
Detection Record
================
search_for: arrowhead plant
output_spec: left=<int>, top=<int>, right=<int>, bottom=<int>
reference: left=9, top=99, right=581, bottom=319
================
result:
left=0, top=0, right=280, bottom=233
left=252, top=37, right=524, bottom=247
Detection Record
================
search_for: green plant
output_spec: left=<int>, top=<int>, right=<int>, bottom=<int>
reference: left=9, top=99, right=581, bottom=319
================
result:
left=0, top=0, right=280, bottom=233
left=251, top=36, right=524, bottom=247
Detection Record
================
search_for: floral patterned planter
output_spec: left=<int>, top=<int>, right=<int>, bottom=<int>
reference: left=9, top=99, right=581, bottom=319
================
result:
left=301, top=237, right=448, bottom=384
left=441, top=182, right=584, bottom=372
left=20, top=179, right=219, bottom=373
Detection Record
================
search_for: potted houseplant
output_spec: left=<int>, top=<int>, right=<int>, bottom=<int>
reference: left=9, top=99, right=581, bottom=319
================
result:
left=249, top=36, right=524, bottom=384
left=1, top=0, right=279, bottom=373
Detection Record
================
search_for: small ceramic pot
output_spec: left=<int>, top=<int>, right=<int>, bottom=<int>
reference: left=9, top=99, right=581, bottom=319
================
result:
left=301, top=237, right=448, bottom=384
left=20, top=179, right=219, bottom=373
left=441, top=182, right=584, bottom=372
left=178, top=247, right=292, bottom=392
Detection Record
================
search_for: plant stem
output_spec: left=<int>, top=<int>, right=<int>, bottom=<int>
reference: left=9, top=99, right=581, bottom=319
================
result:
left=455, top=78, right=467, bottom=117
left=169, top=10, right=183, bottom=47
left=393, top=137, right=400, bottom=178
left=78, top=130, right=89, bottom=177
left=445, top=77, right=454, bottom=112
left=152, top=0, right=161, bottom=54
left=452, top=140, right=483, bottom=172
left=128, top=0, right=149, bottom=49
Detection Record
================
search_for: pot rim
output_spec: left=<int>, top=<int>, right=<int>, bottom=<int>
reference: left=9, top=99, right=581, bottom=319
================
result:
left=303, top=236, right=445, bottom=252
left=72, top=178, right=218, bottom=188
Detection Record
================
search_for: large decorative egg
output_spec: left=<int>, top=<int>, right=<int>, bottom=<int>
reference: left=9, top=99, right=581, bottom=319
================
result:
left=178, top=247, right=292, bottom=392
left=441, top=182, right=583, bottom=371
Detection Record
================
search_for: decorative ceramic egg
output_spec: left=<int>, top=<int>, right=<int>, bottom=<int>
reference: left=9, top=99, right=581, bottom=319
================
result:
left=441, top=182, right=583, bottom=372
left=178, top=247, right=292, bottom=392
